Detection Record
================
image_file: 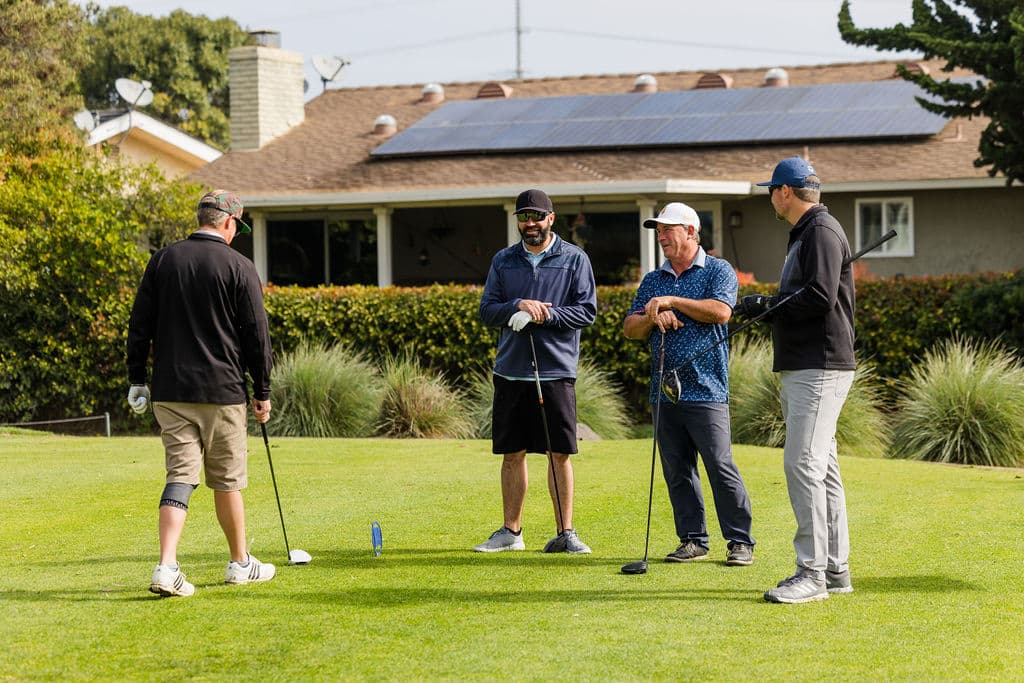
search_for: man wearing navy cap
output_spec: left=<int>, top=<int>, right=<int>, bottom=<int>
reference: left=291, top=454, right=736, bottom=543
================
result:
left=735, top=157, right=856, bottom=604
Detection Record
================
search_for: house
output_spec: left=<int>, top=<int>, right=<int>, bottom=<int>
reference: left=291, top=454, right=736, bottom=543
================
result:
left=192, top=34, right=1023, bottom=287
left=82, top=109, right=222, bottom=177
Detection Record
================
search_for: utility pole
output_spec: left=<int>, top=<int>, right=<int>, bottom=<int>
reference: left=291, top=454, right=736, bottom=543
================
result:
left=515, top=0, right=523, bottom=80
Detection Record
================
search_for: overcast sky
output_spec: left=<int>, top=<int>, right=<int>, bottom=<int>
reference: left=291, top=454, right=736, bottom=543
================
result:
left=80, top=0, right=920, bottom=93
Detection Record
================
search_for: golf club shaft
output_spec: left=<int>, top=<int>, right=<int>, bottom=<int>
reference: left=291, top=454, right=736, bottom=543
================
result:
left=669, top=229, right=898, bottom=374
left=642, top=332, right=666, bottom=563
left=261, top=422, right=292, bottom=557
left=528, top=330, right=566, bottom=534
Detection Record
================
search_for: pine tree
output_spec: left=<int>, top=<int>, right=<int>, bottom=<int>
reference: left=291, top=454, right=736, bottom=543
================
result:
left=839, top=0, right=1024, bottom=184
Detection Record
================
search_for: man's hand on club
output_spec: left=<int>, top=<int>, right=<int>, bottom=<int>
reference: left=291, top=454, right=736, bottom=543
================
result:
left=508, top=310, right=533, bottom=332
left=127, top=384, right=150, bottom=414
left=733, top=294, right=777, bottom=319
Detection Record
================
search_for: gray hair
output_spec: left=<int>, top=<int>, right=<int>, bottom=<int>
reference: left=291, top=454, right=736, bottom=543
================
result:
left=197, top=207, right=230, bottom=229
left=793, top=174, right=821, bottom=203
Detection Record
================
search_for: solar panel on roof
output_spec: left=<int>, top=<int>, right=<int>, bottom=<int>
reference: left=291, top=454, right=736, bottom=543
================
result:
left=370, top=80, right=954, bottom=158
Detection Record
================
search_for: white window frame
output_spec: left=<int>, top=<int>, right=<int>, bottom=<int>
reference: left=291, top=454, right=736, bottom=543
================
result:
left=855, top=197, right=914, bottom=257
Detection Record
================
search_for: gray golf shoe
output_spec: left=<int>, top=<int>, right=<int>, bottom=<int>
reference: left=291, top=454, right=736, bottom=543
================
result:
left=543, top=529, right=592, bottom=554
left=764, top=568, right=829, bottom=604
left=473, top=526, right=526, bottom=552
left=665, top=540, right=709, bottom=562
left=826, top=569, right=854, bottom=594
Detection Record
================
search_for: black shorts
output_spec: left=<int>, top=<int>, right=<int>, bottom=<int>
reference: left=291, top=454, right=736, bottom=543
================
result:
left=491, top=375, right=578, bottom=455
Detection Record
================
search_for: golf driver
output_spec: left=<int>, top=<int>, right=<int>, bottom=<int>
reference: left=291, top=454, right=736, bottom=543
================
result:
left=260, top=423, right=312, bottom=565
left=622, top=331, right=666, bottom=575
left=527, top=330, right=566, bottom=536
left=662, top=228, right=898, bottom=402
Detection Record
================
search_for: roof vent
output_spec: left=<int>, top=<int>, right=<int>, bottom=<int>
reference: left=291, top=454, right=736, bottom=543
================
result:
left=694, top=72, right=733, bottom=90
left=246, top=30, right=281, bottom=48
left=633, top=74, right=658, bottom=93
left=763, top=67, right=789, bottom=87
left=476, top=82, right=512, bottom=99
left=420, top=82, right=445, bottom=104
left=894, top=61, right=930, bottom=77
left=373, top=114, right=397, bottom=137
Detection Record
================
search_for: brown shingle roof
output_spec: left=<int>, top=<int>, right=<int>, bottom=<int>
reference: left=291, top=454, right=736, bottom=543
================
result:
left=192, top=59, right=988, bottom=198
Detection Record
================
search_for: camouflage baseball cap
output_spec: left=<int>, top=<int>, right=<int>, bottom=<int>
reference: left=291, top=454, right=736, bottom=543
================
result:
left=197, top=189, right=251, bottom=234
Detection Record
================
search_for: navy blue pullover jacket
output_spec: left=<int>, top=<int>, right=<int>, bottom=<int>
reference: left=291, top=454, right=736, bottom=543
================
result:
left=479, top=235, right=596, bottom=379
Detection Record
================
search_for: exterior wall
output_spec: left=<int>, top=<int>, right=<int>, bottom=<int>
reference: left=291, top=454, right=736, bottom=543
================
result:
left=118, top=136, right=197, bottom=177
left=721, top=187, right=1024, bottom=282
left=228, top=45, right=305, bottom=152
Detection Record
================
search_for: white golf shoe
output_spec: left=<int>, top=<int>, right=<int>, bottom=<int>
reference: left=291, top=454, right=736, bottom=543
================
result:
left=225, top=553, right=276, bottom=585
left=149, top=564, right=195, bottom=598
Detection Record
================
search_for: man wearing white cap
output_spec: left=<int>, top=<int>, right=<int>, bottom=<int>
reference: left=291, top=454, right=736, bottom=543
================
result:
left=623, top=202, right=755, bottom=568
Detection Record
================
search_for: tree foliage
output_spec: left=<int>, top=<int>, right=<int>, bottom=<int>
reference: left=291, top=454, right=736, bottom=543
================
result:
left=80, top=6, right=249, bottom=150
left=839, top=0, right=1024, bottom=184
left=0, top=0, right=88, bottom=150
left=0, top=139, right=200, bottom=424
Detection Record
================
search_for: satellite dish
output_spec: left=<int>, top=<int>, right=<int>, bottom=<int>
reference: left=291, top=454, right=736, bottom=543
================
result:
left=115, top=77, right=154, bottom=108
left=73, top=109, right=96, bottom=132
left=311, top=55, right=349, bottom=91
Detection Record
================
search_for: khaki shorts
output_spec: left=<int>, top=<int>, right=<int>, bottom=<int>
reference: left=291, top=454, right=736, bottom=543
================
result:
left=152, top=402, right=249, bottom=491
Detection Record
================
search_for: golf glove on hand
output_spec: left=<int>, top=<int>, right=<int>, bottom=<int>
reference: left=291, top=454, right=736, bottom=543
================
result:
left=734, top=294, right=776, bottom=318
left=127, top=385, right=151, bottom=414
left=508, top=310, right=533, bottom=332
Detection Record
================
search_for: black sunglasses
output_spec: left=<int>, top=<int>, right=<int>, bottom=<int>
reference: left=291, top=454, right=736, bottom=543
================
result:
left=769, top=185, right=782, bottom=195
left=516, top=210, right=549, bottom=223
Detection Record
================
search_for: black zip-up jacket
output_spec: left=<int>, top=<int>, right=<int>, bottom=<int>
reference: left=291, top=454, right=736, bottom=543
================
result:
left=127, top=232, right=272, bottom=403
left=771, top=204, right=856, bottom=372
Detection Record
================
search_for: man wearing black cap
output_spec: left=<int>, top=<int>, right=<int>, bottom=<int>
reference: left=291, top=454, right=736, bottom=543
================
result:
left=735, top=157, right=856, bottom=604
left=127, top=189, right=276, bottom=597
left=475, top=189, right=597, bottom=554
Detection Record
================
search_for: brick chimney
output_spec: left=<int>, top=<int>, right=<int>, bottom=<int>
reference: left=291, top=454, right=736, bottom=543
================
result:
left=228, top=31, right=305, bottom=151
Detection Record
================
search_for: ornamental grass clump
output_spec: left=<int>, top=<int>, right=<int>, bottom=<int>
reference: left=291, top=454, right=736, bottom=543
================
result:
left=269, top=341, right=384, bottom=437
left=729, top=338, right=889, bottom=458
left=889, top=337, right=1024, bottom=467
left=377, top=352, right=474, bottom=438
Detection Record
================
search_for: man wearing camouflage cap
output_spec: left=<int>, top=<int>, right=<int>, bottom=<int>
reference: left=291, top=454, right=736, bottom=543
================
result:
left=127, top=189, right=275, bottom=597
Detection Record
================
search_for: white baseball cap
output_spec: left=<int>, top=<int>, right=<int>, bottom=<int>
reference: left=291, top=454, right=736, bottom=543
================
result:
left=643, top=202, right=700, bottom=231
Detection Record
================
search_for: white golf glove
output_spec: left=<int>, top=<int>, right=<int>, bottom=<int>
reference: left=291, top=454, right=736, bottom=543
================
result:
left=508, top=310, right=532, bottom=332
left=127, top=385, right=151, bottom=414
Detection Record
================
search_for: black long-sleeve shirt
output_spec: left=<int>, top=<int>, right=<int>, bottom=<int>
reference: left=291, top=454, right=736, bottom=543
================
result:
left=771, top=204, right=856, bottom=372
left=126, top=232, right=272, bottom=403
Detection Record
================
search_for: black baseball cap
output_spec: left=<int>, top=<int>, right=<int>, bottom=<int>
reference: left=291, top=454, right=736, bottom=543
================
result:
left=515, top=189, right=553, bottom=214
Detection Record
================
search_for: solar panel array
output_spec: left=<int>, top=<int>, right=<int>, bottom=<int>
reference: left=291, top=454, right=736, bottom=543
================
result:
left=371, top=80, right=951, bottom=158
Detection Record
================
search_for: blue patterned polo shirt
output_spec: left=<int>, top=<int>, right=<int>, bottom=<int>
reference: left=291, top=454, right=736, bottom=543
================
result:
left=628, top=248, right=738, bottom=404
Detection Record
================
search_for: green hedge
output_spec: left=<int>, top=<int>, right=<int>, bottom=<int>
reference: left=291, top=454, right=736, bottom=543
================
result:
left=264, top=272, right=1015, bottom=418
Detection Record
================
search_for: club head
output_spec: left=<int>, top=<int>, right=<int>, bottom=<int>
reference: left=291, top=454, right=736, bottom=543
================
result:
left=621, top=560, right=648, bottom=575
left=288, top=549, right=312, bottom=565
left=661, top=368, right=681, bottom=404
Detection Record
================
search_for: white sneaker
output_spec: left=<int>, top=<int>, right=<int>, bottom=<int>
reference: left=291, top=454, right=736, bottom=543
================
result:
left=149, top=564, right=195, bottom=597
left=473, top=527, right=526, bottom=552
left=225, top=553, right=276, bottom=585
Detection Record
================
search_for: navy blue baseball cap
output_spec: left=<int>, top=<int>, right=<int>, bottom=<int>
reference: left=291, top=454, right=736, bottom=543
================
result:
left=756, top=157, right=820, bottom=189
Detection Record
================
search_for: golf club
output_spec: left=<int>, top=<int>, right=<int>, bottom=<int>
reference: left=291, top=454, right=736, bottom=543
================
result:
left=662, top=228, right=898, bottom=402
left=260, top=423, right=312, bottom=565
left=622, top=331, right=666, bottom=575
left=527, top=330, right=566, bottom=536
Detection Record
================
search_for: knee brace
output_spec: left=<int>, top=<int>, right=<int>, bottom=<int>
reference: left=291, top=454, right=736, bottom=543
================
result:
left=160, top=482, right=197, bottom=511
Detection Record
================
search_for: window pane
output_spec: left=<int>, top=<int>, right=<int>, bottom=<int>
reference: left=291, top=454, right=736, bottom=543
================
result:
left=858, top=202, right=882, bottom=247
left=267, top=219, right=324, bottom=286
left=328, top=219, right=377, bottom=285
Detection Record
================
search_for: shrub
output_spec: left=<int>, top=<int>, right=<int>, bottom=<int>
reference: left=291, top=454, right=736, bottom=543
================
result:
left=889, top=337, right=1024, bottom=467
left=267, top=341, right=383, bottom=437
left=377, top=352, right=474, bottom=439
left=947, top=270, right=1024, bottom=355
left=729, top=338, right=889, bottom=458
left=466, top=359, right=632, bottom=440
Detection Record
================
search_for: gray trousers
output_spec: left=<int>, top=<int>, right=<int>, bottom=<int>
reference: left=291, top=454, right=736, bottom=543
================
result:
left=780, top=369, right=854, bottom=574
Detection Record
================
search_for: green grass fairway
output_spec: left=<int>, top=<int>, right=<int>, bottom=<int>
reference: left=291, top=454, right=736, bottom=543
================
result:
left=2, top=433, right=1022, bottom=681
